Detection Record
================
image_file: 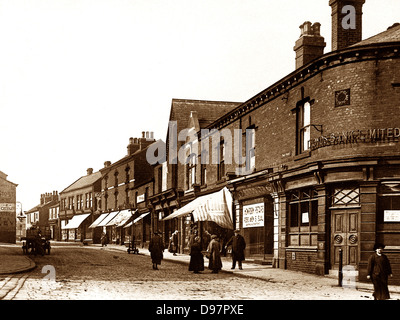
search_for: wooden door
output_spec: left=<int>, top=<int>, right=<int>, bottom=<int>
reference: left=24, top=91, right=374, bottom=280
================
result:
left=331, top=209, right=360, bottom=269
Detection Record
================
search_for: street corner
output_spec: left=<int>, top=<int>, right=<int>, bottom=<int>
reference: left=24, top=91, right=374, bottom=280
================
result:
left=0, top=254, right=36, bottom=275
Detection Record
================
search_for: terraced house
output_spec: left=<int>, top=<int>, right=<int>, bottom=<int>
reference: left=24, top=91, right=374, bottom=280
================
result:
left=152, top=0, right=400, bottom=284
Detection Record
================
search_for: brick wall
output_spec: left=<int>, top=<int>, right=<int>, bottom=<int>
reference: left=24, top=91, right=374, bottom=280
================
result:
left=285, top=249, right=317, bottom=274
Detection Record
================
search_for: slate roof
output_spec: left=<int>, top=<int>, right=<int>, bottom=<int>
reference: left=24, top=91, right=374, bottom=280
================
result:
left=167, top=99, right=242, bottom=139
left=60, top=171, right=102, bottom=194
left=352, top=22, right=400, bottom=47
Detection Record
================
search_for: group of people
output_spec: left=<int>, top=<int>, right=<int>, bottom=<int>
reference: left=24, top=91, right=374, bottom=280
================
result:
left=147, top=229, right=395, bottom=300
left=148, top=229, right=247, bottom=274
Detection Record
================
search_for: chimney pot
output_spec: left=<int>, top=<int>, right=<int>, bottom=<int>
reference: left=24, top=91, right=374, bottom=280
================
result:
left=294, top=21, right=326, bottom=69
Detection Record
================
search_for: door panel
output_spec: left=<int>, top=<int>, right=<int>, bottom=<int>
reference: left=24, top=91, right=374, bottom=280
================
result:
left=331, top=209, right=360, bottom=269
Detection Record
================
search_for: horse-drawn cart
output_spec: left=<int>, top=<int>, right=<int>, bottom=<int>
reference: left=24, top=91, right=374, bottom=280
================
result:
left=22, top=227, right=51, bottom=256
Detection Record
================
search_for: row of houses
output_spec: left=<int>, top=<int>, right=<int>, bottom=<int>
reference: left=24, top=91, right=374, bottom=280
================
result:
left=24, top=0, right=400, bottom=284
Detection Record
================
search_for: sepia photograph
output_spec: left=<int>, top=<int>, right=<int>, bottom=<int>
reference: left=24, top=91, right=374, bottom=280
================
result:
left=1, top=0, right=400, bottom=312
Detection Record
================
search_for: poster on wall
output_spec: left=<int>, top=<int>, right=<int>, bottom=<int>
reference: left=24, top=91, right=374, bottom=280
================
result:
left=384, top=210, right=400, bottom=222
left=243, top=203, right=264, bottom=228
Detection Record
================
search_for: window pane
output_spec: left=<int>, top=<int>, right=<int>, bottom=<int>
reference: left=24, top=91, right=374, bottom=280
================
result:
left=303, top=102, right=310, bottom=126
left=303, top=126, right=310, bottom=151
left=290, top=203, right=299, bottom=227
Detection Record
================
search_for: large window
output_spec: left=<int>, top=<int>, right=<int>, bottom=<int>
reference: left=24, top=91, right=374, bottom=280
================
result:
left=288, top=188, right=318, bottom=246
left=378, top=182, right=400, bottom=224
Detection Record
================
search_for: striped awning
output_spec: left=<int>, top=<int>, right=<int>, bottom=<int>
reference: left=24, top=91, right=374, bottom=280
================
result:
left=105, top=209, right=134, bottom=227
left=89, top=212, right=109, bottom=229
left=163, top=187, right=233, bottom=229
left=97, top=211, right=119, bottom=227
left=62, top=213, right=90, bottom=229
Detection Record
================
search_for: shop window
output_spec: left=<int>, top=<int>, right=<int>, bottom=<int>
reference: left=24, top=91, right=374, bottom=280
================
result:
left=288, top=188, right=318, bottom=247
left=378, top=182, right=400, bottom=224
left=289, top=189, right=318, bottom=227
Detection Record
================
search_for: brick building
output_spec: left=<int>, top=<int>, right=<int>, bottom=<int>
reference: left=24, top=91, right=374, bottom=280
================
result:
left=0, top=171, right=17, bottom=243
left=154, top=0, right=400, bottom=283
left=59, top=169, right=101, bottom=242
left=25, top=192, right=59, bottom=239
left=149, top=99, right=242, bottom=252
left=92, top=133, right=156, bottom=246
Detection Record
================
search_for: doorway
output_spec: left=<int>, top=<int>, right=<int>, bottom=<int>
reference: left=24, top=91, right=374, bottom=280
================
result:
left=330, top=209, right=360, bottom=269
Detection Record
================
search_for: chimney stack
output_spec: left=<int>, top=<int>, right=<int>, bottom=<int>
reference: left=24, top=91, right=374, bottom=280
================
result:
left=294, top=21, right=326, bottom=69
left=104, top=161, right=111, bottom=168
left=127, top=137, right=140, bottom=156
left=87, top=168, right=93, bottom=175
left=329, top=0, right=365, bottom=51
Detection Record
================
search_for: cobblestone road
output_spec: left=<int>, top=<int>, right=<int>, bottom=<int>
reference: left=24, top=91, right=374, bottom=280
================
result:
left=0, top=245, right=389, bottom=300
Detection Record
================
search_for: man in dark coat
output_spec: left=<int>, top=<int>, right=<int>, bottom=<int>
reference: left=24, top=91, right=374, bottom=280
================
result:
left=149, top=231, right=164, bottom=270
left=367, top=243, right=393, bottom=300
left=226, top=229, right=246, bottom=270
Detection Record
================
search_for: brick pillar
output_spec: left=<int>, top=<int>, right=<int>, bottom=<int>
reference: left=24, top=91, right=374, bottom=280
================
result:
left=359, top=181, right=378, bottom=280
left=278, top=192, right=287, bottom=269
left=315, top=185, right=329, bottom=275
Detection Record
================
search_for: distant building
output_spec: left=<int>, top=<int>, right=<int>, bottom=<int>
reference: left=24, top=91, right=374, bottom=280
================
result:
left=59, top=168, right=101, bottom=242
left=25, top=192, right=59, bottom=238
left=0, top=170, right=18, bottom=243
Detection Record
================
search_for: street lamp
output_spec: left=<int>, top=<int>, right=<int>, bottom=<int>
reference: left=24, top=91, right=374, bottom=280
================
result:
left=16, top=201, right=26, bottom=241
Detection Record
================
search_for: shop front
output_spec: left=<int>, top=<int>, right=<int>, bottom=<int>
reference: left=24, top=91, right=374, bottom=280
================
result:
left=163, top=187, right=235, bottom=254
left=228, top=180, right=274, bottom=263
left=61, top=213, right=91, bottom=241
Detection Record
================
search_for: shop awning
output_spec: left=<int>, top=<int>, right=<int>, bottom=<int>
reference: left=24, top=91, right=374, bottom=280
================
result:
left=89, top=212, right=109, bottom=229
left=97, top=211, right=119, bottom=227
left=133, top=212, right=150, bottom=224
left=62, top=213, right=90, bottom=230
left=105, top=209, right=134, bottom=227
left=163, top=187, right=234, bottom=229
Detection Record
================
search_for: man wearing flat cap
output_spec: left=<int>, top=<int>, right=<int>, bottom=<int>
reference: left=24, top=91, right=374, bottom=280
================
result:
left=367, top=243, right=393, bottom=300
left=226, top=229, right=246, bottom=270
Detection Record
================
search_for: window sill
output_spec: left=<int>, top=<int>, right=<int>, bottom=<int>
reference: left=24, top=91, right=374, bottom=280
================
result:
left=294, top=150, right=311, bottom=161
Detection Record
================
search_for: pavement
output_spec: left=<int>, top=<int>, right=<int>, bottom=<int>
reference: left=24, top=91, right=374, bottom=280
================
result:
left=2, top=241, right=400, bottom=299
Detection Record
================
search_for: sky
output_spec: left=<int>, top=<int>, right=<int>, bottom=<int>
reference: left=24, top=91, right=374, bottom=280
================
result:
left=0, top=0, right=399, bottom=212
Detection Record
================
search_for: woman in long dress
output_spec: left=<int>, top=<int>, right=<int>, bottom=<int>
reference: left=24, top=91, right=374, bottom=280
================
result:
left=149, top=231, right=164, bottom=270
left=189, top=236, right=204, bottom=273
left=207, top=235, right=222, bottom=273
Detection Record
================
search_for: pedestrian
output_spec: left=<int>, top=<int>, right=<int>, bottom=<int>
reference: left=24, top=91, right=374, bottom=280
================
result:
left=367, top=243, right=393, bottom=300
left=189, top=236, right=204, bottom=274
left=149, top=231, right=164, bottom=270
left=207, top=234, right=222, bottom=274
left=101, top=232, right=108, bottom=247
left=171, top=230, right=178, bottom=256
left=226, top=229, right=246, bottom=270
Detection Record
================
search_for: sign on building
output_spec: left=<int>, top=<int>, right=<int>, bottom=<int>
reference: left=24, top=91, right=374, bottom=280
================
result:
left=243, top=203, right=264, bottom=228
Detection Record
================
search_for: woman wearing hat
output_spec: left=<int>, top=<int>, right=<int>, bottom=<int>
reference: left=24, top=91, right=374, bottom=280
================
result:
left=207, top=234, right=223, bottom=273
left=367, top=243, right=393, bottom=300
left=149, top=231, right=164, bottom=270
